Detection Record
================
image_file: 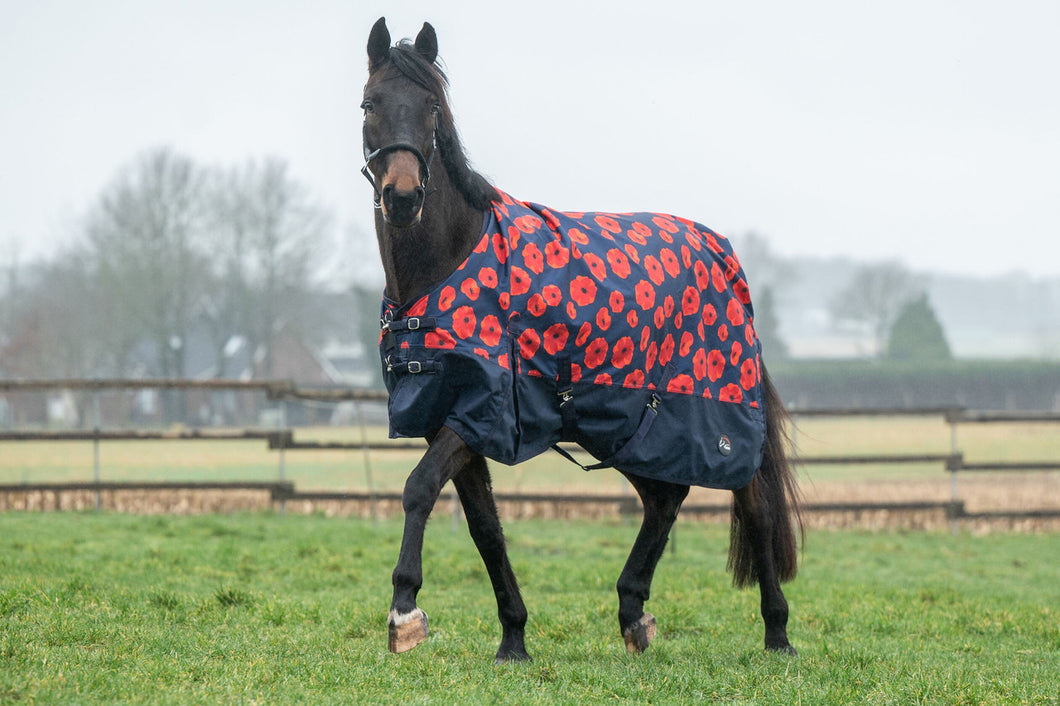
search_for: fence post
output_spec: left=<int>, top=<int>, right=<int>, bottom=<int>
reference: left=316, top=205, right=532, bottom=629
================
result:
left=278, top=398, right=287, bottom=515
left=92, top=388, right=101, bottom=512
left=948, top=410, right=960, bottom=535
left=354, top=400, right=378, bottom=523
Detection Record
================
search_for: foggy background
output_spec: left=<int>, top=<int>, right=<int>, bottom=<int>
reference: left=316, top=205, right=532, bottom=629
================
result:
left=2, top=0, right=1059, bottom=393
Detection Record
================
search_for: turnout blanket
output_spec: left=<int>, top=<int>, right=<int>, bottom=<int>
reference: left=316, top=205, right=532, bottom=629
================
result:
left=379, top=191, right=766, bottom=489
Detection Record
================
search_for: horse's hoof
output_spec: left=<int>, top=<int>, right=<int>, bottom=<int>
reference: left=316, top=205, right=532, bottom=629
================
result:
left=494, top=651, right=532, bottom=665
left=766, top=642, right=798, bottom=656
left=388, top=608, right=429, bottom=654
left=622, top=613, right=657, bottom=654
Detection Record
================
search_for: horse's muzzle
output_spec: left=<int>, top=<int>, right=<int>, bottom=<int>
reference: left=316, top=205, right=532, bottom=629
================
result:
left=381, top=184, right=426, bottom=229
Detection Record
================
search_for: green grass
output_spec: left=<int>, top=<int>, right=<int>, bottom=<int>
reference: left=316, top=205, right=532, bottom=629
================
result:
left=1, top=513, right=1057, bottom=703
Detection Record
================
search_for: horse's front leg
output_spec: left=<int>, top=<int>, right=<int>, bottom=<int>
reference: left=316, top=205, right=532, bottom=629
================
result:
left=389, top=426, right=475, bottom=654
left=616, top=473, right=689, bottom=653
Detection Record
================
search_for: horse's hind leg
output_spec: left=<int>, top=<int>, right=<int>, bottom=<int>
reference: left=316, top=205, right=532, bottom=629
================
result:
left=389, top=427, right=474, bottom=654
left=616, top=473, right=689, bottom=653
left=731, top=480, right=796, bottom=654
left=452, top=455, right=530, bottom=664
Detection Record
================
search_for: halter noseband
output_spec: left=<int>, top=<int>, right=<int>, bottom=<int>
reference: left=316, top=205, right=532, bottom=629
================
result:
left=361, top=121, right=437, bottom=208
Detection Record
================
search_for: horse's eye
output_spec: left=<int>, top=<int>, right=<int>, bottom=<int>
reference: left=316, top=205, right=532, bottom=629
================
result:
left=431, top=103, right=440, bottom=115
left=361, top=100, right=375, bottom=114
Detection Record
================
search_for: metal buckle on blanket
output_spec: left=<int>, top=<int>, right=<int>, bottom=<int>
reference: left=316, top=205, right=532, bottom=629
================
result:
left=647, top=393, right=660, bottom=413
left=557, top=387, right=574, bottom=407
left=407, top=361, right=422, bottom=374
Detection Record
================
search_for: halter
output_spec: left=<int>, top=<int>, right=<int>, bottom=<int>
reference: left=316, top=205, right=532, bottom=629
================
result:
left=361, top=120, right=437, bottom=208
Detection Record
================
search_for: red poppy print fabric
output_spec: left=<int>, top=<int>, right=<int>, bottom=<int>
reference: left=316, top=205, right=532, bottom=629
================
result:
left=380, top=192, right=767, bottom=490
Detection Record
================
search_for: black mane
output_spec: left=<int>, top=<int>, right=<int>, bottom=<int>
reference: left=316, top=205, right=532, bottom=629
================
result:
left=385, top=41, right=498, bottom=211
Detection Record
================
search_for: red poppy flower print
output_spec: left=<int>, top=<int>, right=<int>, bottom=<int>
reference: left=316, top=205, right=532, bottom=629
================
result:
left=606, top=248, right=631, bottom=278
left=726, top=298, right=745, bottom=327
left=667, top=374, right=694, bottom=395
left=730, top=340, right=743, bottom=366
left=596, top=307, right=611, bottom=331
left=511, top=267, right=531, bottom=296
left=518, top=328, right=540, bottom=360
left=623, top=369, right=645, bottom=389
left=583, top=251, right=607, bottom=281
left=644, top=255, right=665, bottom=286
left=594, top=214, right=621, bottom=234
left=734, top=277, right=751, bottom=304
left=461, top=277, right=480, bottom=301
left=492, top=232, right=509, bottom=264
left=719, top=383, right=743, bottom=403
left=570, top=276, right=597, bottom=307
left=438, top=286, right=456, bottom=312
left=745, top=324, right=756, bottom=347
left=711, top=262, right=726, bottom=293
left=685, top=231, right=702, bottom=252
left=527, top=293, right=547, bottom=317
left=498, top=353, right=509, bottom=370
left=452, top=306, right=477, bottom=340
left=566, top=301, right=577, bottom=320
left=639, top=324, right=651, bottom=352
left=609, top=290, right=624, bottom=313
left=624, top=243, right=640, bottom=264
left=681, top=244, right=693, bottom=269
left=584, top=337, right=609, bottom=369
left=479, top=266, right=498, bottom=289
left=679, top=331, right=694, bottom=358
left=543, top=323, right=568, bottom=355
left=542, top=284, right=562, bottom=307
left=635, top=280, right=655, bottom=310
left=629, top=220, right=652, bottom=244
left=611, top=336, right=634, bottom=368
left=569, top=228, right=589, bottom=245
left=740, top=358, right=757, bottom=390
left=718, top=324, right=729, bottom=342
left=425, top=329, right=456, bottom=350
left=591, top=372, right=611, bottom=386
left=645, top=341, right=658, bottom=372
left=513, top=214, right=541, bottom=234
left=724, top=255, right=740, bottom=282
left=473, top=347, right=489, bottom=360
left=660, top=248, right=680, bottom=278
left=473, top=232, right=491, bottom=253
left=626, top=310, right=638, bottom=328
left=680, top=286, right=700, bottom=317
left=545, top=241, right=569, bottom=269
left=694, top=260, right=710, bottom=290
left=570, top=362, right=582, bottom=382
left=663, top=295, right=675, bottom=318
left=576, top=321, right=593, bottom=347
left=499, top=292, right=510, bottom=311
left=522, top=242, right=544, bottom=274
left=693, top=349, right=707, bottom=380
left=651, top=215, right=679, bottom=234
left=659, top=334, right=675, bottom=367
left=707, top=349, right=725, bottom=382
left=479, top=315, right=502, bottom=347
left=703, top=232, right=722, bottom=254
left=702, top=303, right=717, bottom=326
left=653, top=305, right=665, bottom=330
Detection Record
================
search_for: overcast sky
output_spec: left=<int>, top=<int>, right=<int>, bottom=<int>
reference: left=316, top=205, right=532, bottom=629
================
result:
left=3, top=0, right=1058, bottom=281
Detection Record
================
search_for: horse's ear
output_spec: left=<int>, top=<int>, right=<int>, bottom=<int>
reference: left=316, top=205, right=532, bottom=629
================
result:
left=414, top=22, right=438, bottom=64
left=368, top=17, right=391, bottom=70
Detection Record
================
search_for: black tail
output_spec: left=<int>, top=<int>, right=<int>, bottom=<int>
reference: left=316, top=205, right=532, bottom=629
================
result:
left=727, top=364, right=803, bottom=587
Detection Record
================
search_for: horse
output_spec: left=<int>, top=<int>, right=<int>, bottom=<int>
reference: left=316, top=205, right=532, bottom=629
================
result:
left=361, top=17, right=802, bottom=664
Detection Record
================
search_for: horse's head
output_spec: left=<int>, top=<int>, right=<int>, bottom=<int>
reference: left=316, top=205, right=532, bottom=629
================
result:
left=362, top=18, right=444, bottom=229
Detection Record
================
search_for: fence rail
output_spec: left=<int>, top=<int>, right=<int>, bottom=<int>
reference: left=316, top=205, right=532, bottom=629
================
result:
left=2, top=379, right=1058, bottom=524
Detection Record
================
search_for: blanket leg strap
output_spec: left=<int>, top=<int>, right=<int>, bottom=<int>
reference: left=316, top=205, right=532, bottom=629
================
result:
left=551, top=392, right=660, bottom=472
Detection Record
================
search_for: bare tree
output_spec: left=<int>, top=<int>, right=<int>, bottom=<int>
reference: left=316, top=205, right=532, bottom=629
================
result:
left=829, top=261, right=922, bottom=355
left=86, top=148, right=211, bottom=379
left=208, top=158, right=331, bottom=377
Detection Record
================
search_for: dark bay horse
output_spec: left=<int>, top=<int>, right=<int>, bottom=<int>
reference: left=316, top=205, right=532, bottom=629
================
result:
left=361, top=17, right=802, bottom=663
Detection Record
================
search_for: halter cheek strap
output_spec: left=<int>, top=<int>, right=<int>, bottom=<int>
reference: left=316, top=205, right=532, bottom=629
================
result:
left=361, top=122, right=437, bottom=207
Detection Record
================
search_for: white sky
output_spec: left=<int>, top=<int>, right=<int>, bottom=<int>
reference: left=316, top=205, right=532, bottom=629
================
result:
left=2, top=0, right=1058, bottom=280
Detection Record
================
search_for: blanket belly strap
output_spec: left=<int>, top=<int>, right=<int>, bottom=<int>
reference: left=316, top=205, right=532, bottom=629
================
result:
left=551, top=392, right=661, bottom=472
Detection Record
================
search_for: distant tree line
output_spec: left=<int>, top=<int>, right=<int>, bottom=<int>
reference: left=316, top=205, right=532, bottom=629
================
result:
left=0, top=148, right=381, bottom=382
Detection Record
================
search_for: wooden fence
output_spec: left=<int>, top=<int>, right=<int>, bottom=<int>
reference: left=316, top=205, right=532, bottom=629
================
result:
left=1, top=379, right=1058, bottom=525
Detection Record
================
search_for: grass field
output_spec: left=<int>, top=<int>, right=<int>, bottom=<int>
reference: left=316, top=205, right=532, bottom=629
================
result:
left=1, top=513, right=1058, bottom=703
